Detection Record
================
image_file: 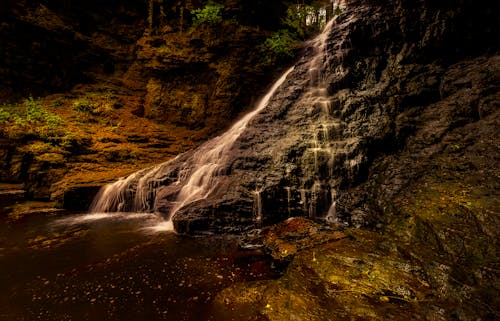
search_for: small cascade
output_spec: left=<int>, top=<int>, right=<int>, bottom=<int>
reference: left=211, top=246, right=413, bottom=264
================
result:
left=289, top=0, right=354, bottom=221
left=252, top=188, right=263, bottom=224
left=90, top=162, right=171, bottom=213
left=90, top=170, right=144, bottom=212
left=298, top=18, right=342, bottom=219
left=300, top=188, right=308, bottom=214
left=285, top=186, right=292, bottom=216
left=325, top=189, right=338, bottom=223
left=308, top=181, right=322, bottom=218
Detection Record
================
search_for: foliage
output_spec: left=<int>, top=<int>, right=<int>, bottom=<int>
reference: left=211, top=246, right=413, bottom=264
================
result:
left=0, top=97, right=64, bottom=139
left=73, top=96, right=114, bottom=117
left=73, top=98, right=97, bottom=114
left=1, top=98, right=63, bottom=130
left=192, top=3, right=224, bottom=26
left=0, top=108, right=11, bottom=123
left=258, top=2, right=335, bottom=65
left=282, top=5, right=327, bottom=39
left=25, top=97, right=63, bottom=130
left=260, top=30, right=297, bottom=64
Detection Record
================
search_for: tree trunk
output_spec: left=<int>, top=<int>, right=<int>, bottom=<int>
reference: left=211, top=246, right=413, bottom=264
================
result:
left=148, top=0, right=154, bottom=34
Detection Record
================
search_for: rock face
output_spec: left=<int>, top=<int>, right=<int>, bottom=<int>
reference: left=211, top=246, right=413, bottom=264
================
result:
left=2, top=0, right=498, bottom=318
left=133, top=0, right=295, bottom=132
left=92, top=0, right=498, bottom=231
left=214, top=225, right=437, bottom=321
left=0, top=0, right=292, bottom=128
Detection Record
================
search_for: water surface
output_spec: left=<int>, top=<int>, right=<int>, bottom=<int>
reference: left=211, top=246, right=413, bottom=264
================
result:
left=0, top=212, right=273, bottom=321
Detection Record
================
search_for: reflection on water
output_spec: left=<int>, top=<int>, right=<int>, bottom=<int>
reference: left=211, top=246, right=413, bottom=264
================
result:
left=143, top=221, right=175, bottom=233
left=53, top=212, right=159, bottom=226
left=54, top=212, right=175, bottom=233
left=0, top=212, right=275, bottom=321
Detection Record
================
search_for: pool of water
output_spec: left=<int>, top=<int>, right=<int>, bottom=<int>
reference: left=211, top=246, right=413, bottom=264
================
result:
left=0, top=212, right=275, bottom=321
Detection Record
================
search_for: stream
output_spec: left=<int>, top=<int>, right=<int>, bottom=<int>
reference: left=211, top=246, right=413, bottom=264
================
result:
left=0, top=212, right=275, bottom=321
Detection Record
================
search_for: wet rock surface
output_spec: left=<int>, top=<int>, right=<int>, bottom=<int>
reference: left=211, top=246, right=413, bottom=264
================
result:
left=215, top=226, right=435, bottom=321
left=260, top=217, right=349, bottom=261
left=215, top=217, right=497, bottom=320
left=163, top=0, right=498, bottom=235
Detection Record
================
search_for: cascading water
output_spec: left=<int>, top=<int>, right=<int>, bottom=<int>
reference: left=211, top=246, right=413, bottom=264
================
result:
left=166, top=67, right=294, bottom=218
left=90, top=0, right=355, bottom=232
left=90, top=68, right=294, bottom=228
left=277, top=7, right=351, bottom=223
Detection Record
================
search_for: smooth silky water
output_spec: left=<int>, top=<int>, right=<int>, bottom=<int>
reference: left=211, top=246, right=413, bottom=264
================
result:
left=89, top=1, right=349, bottom=228
left=89, top=67, right=295, bottom=231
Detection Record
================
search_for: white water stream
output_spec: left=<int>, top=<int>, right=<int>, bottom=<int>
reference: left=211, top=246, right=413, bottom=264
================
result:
left=89, top=67, right=294, bottom=230
left=165, top=67, right=294, bottom=218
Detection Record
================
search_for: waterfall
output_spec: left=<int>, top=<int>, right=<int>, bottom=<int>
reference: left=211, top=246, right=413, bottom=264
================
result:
left=89, top=5, right=352, bottom=232
left=90, top=68, right=294, bottom=221
left=264, top=4, right=349, bottom=225
left=169, top=67, right=294, bottom=217
left=295, top=16, right=343, bottom=222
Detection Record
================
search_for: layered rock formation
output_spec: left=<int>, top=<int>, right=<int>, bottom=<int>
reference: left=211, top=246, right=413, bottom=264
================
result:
left=1, top=0, right=498, bottom=318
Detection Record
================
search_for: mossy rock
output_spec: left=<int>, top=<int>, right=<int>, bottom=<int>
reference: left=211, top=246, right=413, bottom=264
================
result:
left=214, top=229, right=435, bottom=321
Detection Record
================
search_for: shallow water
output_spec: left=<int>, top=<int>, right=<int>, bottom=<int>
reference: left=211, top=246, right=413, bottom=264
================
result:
left=0, top=212, right=274, bottom=321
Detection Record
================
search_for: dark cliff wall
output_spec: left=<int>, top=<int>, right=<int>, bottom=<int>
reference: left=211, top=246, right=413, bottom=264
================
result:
left=324, top=0, right=499, bottom=221
left=320, top=1, right=499, bottom=319
left=0, top=0, right=146, bottom=100
left=168, top=0, right=498, bottom=230
left=327, top=0, right=498, bottom=311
